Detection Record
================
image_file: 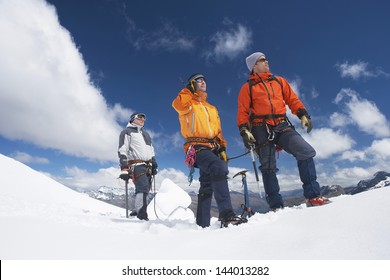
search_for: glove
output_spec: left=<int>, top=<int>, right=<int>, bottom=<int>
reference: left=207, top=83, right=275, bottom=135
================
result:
left=119, top=169, right=130, bottom=181
left=186, top=80, right=196, bottom=93
left=301, top=115, right=312, bottom=133
left=151, top=158, right=158, bottom=175
left=239, top=126, right=256, bottom=149
left=218, top=147, right=228, bottom=162
left=297, top=108, right=312, bottom=133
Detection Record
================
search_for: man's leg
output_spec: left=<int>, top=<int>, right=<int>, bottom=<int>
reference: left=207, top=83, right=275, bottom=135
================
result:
left=195, top=148, right=234, bottom=220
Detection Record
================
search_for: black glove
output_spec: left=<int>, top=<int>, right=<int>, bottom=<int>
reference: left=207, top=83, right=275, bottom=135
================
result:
left=119, top=169, right=130, bottom=181
left=151, top=158, right=158, bottom=175
left=186, top=80, right=196, bottom=93
left=239, top=126, right=256, bottom=149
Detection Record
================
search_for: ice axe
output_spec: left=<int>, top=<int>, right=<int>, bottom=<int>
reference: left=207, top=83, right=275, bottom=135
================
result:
left=125, top=179, right=129, bottom=218
left=249, top=144, right=263, bottom=198
left=233, top=170, right=254, bottom=218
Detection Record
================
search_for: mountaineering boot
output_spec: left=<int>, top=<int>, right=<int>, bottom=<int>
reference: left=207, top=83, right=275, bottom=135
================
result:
left=306, top=196, right=331, bottom=207
left=219, top=210, right=248, bottom=228
left=129, top=210, right=137, bottom=216
left=136, top=193, right=149, bottom=221
left=271, top=206, right=284, bottom=212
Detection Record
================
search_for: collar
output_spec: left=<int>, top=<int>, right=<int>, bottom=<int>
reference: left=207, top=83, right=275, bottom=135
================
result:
left=249, top=71, right=273, bottom=83
left=194, top=90, right=208, bottom=102
left=127, top=122, right=144, bottom=131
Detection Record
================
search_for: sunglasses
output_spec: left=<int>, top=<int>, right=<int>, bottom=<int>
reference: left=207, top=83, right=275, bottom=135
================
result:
left=257, top=58, right=267, bottom=63
left=134, top=114, right=146, bottom=120
left=195, top=78, right=206, bottom=83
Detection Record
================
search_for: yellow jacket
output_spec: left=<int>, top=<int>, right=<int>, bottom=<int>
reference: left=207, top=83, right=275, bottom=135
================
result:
left=172, top=88, right=227, bottom=152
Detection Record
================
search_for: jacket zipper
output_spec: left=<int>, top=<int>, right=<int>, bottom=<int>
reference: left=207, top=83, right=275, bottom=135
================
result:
left=199, top=101, right=212, bottom=138
left=190, top=112, right=195, bottom=134
left=264, top=82, right=275, bottom=117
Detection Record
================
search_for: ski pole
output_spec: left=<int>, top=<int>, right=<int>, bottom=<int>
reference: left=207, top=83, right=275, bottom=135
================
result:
left=125, top=179, right=129, bottom=218
left=249, top=144, right=263, bottom=198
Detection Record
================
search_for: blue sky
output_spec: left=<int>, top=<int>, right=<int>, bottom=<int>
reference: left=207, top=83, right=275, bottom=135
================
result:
left=1, top=0, right=390, bottom=192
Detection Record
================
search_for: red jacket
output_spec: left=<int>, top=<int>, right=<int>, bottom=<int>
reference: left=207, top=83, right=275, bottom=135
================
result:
left=237, top=71, right=306, bottom=127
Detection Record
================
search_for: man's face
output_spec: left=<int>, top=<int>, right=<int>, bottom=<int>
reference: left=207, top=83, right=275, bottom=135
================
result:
left=253, top=56, right=269, bottom=74
left=132, top=114, right=145, bottom=126
left=195, top=77, right=207, bottom=92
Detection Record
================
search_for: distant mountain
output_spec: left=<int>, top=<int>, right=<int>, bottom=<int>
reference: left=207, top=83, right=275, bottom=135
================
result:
left=84, top=186, right=152, bottom=211
left=347, top=171, right=390, bottom=195
left=81, top=171, right=389, bottom=216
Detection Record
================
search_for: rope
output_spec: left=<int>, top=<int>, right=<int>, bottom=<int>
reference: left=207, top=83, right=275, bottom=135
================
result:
left=152, top=174, right=160, bottom=220
left=227, top=151, right=250, bottom=161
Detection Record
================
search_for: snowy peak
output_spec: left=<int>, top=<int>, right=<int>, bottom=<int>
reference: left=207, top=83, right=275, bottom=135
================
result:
left=350, top=171, right=390, bottom=194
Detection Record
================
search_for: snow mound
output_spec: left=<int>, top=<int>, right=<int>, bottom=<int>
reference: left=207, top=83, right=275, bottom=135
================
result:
left=147, top=178, right=194, bottom=221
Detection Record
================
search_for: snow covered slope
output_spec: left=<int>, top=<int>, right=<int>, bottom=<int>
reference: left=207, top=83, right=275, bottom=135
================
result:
left=1, top=153, right=389, bottom=260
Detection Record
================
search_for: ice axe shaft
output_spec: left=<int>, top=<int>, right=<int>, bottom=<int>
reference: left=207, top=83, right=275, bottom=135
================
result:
left=233, top=170, right=254, bottom=218
left=249, top=145, right=263, bottom=198
left=125, top=179, right=129, bottom=218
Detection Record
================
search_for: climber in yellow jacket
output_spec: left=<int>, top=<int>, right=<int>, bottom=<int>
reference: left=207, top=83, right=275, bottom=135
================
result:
left=172, top=73, right=246, bottom=228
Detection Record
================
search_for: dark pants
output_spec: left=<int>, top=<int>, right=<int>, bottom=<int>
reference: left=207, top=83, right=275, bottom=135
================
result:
left=133, top=164, right=151, bottom=194
left=194, top=146, right=234, bottom=227
left=132, top=164, right=151, bottom=219
left=252, top=122, right=320, bottom=208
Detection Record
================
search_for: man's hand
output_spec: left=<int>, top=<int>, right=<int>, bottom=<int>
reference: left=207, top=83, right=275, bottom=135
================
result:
left=297, top=108, right=313, bottom=133
left=119, top=169, right=130, bottom=181
left=218, top=147, right=228, bottom=162
left=240, top=127, right=256, bottom=149
left=301, top=115, right=312, bottom=133
left=186, top=80, right=196, bottom=94
left=151, top=158, right=158, bottom=175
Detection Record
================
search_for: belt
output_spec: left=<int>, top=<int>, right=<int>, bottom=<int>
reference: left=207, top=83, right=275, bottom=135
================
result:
left=186, top=137, right=218, bottom=143
left=128, top=159, right=149, bottom=165
left=252, top=118, right=286, bottom=126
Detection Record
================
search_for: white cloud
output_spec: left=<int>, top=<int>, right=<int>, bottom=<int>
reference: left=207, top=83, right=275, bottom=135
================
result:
left=0, top=0, right=129, bottom=162
left=329, top=112, right=353, bottom=128
left=336, top=61, right=390, bottom=80
left=132, top=22, right=194, bottom=51
left=289, top=78, right=301, bottom=97
left=339, top=149, right=366, bottom=162
left=330, top=167, right=372, bottom=187
left=367, top=138, right=390, bottom=160
left=334, top=89, right=390, bottom=137
left=53, top=166, right=120, bottom=190
left=206, top=23, right=252, bottom=61
left=311, top=87, right=320, bottom=99
left=336, top=61, right=372, bottom=79
left=146, top=130, right=184, bottom=157
left=302, top=128, right=355, bottom=159
left=10, top=151, right=50, bottom=164
left=118, top=1, right=194, bottom=52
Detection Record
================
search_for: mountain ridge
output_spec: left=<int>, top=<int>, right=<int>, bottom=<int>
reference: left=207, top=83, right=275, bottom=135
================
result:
left=82, top=171, right=390, bottom=216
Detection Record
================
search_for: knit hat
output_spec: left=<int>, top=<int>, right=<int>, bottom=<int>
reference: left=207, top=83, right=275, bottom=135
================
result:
left=245, top=52, right=265, bottom=71
left=129, top=112, right=146, bottom=123
left=187, top=73, right=205, bottom=84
